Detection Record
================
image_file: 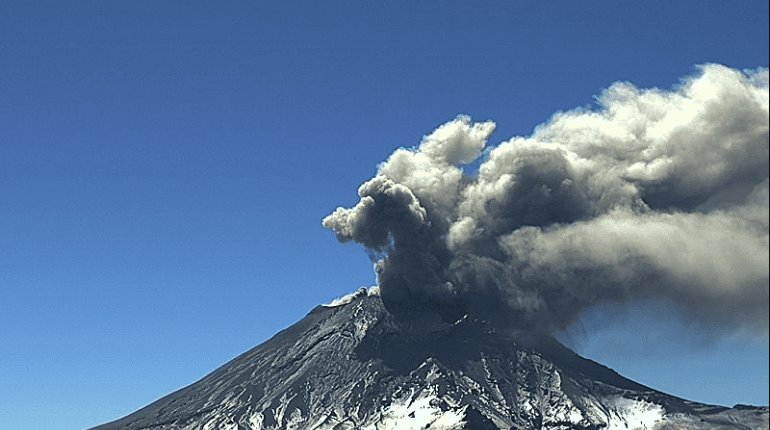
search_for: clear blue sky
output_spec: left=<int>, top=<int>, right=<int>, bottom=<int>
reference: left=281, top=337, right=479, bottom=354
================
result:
left=0, top=1, right=767, bottom=429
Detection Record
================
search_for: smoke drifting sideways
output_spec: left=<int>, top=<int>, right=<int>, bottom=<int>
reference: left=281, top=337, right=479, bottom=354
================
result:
left=323, top=64, right=769, bottom=336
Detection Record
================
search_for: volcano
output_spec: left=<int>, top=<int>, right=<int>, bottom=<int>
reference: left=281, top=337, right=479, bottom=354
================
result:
left=91, top=289, right=768, bottom=430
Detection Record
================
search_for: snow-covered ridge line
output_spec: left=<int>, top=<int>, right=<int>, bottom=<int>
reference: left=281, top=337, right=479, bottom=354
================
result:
left=322, top=286, right=380, bottom=307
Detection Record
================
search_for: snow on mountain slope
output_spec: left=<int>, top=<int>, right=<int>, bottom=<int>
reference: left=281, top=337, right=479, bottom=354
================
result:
left=90, top=293, right=769, bottom=430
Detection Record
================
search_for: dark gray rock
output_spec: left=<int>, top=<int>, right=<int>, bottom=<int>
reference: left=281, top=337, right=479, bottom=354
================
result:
left=90, top=292, right=768, bottom=430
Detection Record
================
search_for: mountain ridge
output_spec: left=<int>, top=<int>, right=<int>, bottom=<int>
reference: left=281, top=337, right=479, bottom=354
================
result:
left=91, top=290, right=769, bottom=430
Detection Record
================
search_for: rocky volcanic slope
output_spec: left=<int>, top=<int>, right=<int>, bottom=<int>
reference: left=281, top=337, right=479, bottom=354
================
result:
left=92, top=290, right=769, bottom=430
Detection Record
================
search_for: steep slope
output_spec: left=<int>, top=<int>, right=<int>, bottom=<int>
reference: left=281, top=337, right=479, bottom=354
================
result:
left=91, top=290, right=769, bottom=430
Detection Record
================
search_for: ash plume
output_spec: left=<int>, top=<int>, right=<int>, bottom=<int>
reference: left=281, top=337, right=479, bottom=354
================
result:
left=323, top=64, right=769, bottom=334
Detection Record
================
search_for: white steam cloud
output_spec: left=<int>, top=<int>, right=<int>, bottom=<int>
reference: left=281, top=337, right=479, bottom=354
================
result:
left=323, top=64, right=769, bottom=334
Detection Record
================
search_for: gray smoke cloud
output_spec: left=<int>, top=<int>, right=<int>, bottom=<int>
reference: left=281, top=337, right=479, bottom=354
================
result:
left=323, top=64, right=769, bottom=334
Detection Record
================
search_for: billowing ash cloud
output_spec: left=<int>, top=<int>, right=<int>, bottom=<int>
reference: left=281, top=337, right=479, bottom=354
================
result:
left=323, top=64, right=769, bottom=334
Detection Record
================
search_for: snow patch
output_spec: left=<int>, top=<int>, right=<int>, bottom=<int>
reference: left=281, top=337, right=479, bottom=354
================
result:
left=362, top=390, right=467, bottom=430
left=604, top=396, right=665, bottom=430
left=322, top=286, right=380, bottom=307
left=247, top=411, right=264, bottom=429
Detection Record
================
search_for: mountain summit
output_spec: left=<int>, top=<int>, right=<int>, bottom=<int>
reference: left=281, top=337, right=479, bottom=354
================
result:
left=91, top=289, right=768, bottom=430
